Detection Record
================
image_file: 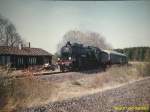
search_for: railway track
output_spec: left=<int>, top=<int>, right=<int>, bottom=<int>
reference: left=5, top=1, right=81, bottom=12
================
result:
left=1, top=70, right=70, bottom=80
left=18, top=71, right=72, bottom=78
left=1, top=66, right=105, bottom=80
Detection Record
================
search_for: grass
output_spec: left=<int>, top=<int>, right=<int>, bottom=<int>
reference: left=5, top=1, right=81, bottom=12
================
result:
left=67, top=62, right=150, bottom=96
left=0, top=67, right=58, bottom=112
left=0, top=62, right=150, bottom=111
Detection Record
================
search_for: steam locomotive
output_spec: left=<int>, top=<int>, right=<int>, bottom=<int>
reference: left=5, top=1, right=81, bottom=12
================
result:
left=57, top=42, right=127, bottom=72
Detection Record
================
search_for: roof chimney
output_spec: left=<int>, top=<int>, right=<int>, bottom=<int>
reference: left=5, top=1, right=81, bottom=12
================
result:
left=29, top=42, right=30, bottom=48
left=21, top=44, right=23, bottom=48
left=19, top=44, right=22, bottom=50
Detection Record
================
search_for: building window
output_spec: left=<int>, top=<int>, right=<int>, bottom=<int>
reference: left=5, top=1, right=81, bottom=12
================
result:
left=29, top=58, right=31, bottom=65
left=6, top=56, right=10, bottom=64
left=31, top=58, right=33, bottom=65
left=22, top=58, right=24, bottom=65
left=1, top=56, right=5, bottom=65
left=21, top=57, right=23, bottom=65
left=18, top=57, right=23, bottom=65
left=29, top=57, right=36, bottom=65
left=0, top=56, right=1, bottom=65
left=34, top=57, right=36, bottom=64
left=18, top=58, right=20, bottom=65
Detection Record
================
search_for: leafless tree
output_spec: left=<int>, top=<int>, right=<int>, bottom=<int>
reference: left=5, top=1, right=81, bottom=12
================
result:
left=0, top=14, right=25, bottom=47
left=57, top=30, right=112, bottom=54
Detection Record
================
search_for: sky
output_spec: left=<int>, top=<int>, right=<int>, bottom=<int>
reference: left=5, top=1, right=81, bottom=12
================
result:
left=0, top=0, right=150, bottom=54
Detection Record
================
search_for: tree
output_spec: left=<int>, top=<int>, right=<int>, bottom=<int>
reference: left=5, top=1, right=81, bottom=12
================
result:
left=57, top=30, right=112, bottom=54
left=115, top=47, right=150, bottom=62
left=0, top=14, right=25, bottom=47
left=144, top=48, right=150, bottom=61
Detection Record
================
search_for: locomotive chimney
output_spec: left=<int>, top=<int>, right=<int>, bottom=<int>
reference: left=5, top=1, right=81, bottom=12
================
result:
left=67, top=41, right=71, bottom=46
left=19, top=43, right=24, bottom=50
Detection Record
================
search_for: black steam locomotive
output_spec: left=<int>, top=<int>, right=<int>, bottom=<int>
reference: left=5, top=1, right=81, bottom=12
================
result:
left=57, top=42, right=127, bottom=72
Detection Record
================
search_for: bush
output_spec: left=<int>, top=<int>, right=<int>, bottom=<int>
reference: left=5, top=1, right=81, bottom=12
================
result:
left=143, top=63, right=150, bottom=77
left=0, top=68, right=13, bottom=111
left=0, top=68, right=57, bottom=112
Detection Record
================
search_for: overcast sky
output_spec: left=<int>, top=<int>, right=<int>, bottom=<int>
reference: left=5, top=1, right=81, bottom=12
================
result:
left=0, top=0, right=150, bottom=54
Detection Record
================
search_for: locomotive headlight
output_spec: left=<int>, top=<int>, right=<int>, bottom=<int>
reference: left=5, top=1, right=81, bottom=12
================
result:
left=69, top=57, right=71, bottom=60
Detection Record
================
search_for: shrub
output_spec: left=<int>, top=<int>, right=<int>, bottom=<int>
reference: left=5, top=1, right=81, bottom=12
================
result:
left=0, top=68, right=57, bottom=111
left=143, top=63, right=150, bottom=77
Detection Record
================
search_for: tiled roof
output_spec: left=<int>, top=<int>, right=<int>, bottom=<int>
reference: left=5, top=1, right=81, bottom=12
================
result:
left=0, top=46, right=52, bottom=56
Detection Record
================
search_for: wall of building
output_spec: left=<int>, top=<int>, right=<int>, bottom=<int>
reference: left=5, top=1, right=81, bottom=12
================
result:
left=0, top=55, right=52, bottom=68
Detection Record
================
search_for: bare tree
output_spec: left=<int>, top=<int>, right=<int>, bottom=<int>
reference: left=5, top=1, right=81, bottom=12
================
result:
left=57, top=30, right=112, bottom=54
left=0, top=14, right=25, bottom=47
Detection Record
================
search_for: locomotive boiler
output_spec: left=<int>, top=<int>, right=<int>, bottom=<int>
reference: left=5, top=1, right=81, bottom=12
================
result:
left=57, top=42, right=101, bottom=71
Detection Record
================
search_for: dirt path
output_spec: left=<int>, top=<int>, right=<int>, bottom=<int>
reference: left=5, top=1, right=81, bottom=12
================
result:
left=21, top=77, right=150, bottom=112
